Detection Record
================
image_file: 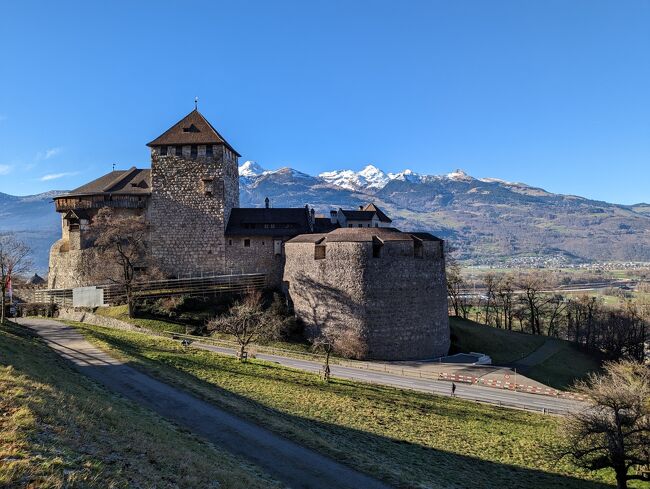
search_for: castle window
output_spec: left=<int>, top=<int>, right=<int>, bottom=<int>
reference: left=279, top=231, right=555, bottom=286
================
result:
left=413, top=238, right=424, bottom=258
left=244, top=239, right=251, bottom=247
left=175, top=145, right=182, bottom=156
left=190, top=145, right=197, bottom=158
left=206, top=145, right=213, bottom=157
left=274, top=239, right=282, bottom=256
left=372, top=237, right=383, bottom=258
left=348, top=224, right=352, bottom=228
left=160, top=146, right=167, bottom=156
left=314, top=244, right=326, bottom=260
left=229, top=239, right=232, bottom=246
left=358, top=224, right=363, bottom=228
left=375, top=222, right=379, bottom=227
left=202, top=178, right=214, bottom=196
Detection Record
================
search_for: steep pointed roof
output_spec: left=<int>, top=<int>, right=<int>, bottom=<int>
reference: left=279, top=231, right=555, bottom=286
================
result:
left=362, top=203, right=392, bottom=223
left=147, top=109, right=241, bottom=156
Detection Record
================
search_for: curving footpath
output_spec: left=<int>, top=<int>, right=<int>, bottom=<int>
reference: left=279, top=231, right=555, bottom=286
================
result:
left=17, top=317, right=392, bottom=489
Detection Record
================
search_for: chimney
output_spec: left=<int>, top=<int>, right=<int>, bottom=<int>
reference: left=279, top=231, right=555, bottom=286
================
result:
left=310, top=208, right=315, bottom=231
left=264, top=197, right=270, bottom=208
left=359, top=205, right=363, bottom=210
left=330, top=210, right=337, bottom=224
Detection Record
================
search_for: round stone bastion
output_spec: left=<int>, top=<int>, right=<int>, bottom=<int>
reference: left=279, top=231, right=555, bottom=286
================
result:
left=283, top=227, right=450, bottom=360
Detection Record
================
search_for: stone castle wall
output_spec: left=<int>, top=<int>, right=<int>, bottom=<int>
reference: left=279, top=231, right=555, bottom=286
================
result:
left=48, top=207, right=145, bottom=289
left=283, top=239, right=449, bottom=360
left=148, top=145, right=239, bottom=277
left=225, top=236, right=287, bottom=289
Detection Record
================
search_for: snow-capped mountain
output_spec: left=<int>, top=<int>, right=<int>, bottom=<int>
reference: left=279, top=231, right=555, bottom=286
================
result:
left=236, top=163, right=650, bottom=264
left=319, top=164, right=391, bottom=191
left=238, top=161, right=266, bottom=178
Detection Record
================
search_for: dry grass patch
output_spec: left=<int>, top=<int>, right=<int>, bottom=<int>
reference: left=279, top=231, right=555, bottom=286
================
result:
left=0, top=321, right=279, bottom=489
left=72, top=322, right=626, bottom=489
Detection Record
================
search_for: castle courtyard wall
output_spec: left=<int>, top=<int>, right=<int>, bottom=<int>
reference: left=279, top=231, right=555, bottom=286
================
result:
left=224, top=235, right=286, bottom=288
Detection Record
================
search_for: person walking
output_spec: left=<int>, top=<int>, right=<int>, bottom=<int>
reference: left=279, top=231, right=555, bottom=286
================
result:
left=451, top=382, right=457, bottom=397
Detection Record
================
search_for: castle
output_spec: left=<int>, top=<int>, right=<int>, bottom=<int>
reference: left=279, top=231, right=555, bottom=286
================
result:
left=48, top=109, right=450, bottom=360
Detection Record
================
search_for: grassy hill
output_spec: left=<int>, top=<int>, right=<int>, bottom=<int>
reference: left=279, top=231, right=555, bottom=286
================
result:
left=66, top=320, right=624, bottom=489
left=450, top=317, right=602, bottom=389
left=0, top=321, right=279, bottom=489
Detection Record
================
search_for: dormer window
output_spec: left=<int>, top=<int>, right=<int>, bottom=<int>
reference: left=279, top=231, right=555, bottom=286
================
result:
left=182, top=124, right=200, bottom=133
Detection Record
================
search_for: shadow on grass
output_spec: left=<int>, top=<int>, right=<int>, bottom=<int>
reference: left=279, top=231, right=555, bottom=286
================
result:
left=68, top=326, right=615, bottom=489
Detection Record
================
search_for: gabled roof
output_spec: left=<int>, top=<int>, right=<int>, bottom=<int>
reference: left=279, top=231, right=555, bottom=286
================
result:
left=147, top=109, right=241, bottom=156
left=63, top=209, right=91, bottom=221
left=56, top=168, right=152, bottom=198
left=340, top=210, right=376, bottom=220
left=362, top=203, right=392, bottom=223
left=339, top=203, right=392, bottom=223
left=225, top=207, right=312, bottom=237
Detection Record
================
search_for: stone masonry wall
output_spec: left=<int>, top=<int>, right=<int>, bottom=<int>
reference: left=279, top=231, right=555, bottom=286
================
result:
left=48, top=207, right=146, bottom=289
left=224, top=236, right=286, bottom=288
left=283, top=239, right=450, bottom=360
left=149, top=145, right=240, bottom=277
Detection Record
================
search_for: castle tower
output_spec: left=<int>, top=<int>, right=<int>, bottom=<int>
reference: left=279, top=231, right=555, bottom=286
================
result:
left=147, top=109, right=240, bottom=276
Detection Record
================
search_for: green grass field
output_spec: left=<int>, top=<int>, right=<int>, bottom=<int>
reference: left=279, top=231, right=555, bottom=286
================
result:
left=0, top=321, right=279, bottom=489
left=69, top=321, right=623, bottom=489
left=95, top=304, right=186, bottom=333
left=450, top=317, right=547, bottom=364
left=450, top=317, right=601, bottom=389
left=97, top=304, right=317, bottom=354
left=527, top=345, right=602, bottom=390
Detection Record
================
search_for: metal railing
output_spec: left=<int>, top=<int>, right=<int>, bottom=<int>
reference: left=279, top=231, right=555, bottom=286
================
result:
left=161, top=330, right=587, bottom=406
left=101, top=273, right=267, bottom=304
left=14, top=272, right=267, bottom=307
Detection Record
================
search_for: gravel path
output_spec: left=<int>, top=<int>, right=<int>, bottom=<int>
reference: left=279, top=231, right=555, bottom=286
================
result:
left=17, top=317, right=392, bottom=489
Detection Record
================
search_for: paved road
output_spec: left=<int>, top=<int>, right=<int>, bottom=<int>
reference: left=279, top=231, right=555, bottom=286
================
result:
left=17, top=318, right=391, bottom=489
left=194, top=342, right=585, bottom=414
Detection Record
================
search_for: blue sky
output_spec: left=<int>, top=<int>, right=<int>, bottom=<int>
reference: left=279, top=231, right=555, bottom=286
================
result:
left=0, top=0, right=648, bottom=204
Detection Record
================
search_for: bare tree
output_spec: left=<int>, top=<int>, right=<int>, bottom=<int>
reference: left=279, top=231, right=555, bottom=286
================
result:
left=496, top=275, right=515, bottom=330
left=483, top=273, right=498, bottom=326
left=446, top=255, right=467, bottom=317
left=312, top=321, right=367, bottom=382
left=90, top=208, right=151, bottom=317
left=0, top=235, right=32, bottom=324
left=517, top=273, right=548, bottom=335
left=557, top=361, right=650, bottom=489
left=208, top=290, right=268, bottom=361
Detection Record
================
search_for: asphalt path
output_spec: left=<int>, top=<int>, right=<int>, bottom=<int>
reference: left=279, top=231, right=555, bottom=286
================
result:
left=17, top=317, right=392, bottom=489
left=194, top=342, right=585, bottom=414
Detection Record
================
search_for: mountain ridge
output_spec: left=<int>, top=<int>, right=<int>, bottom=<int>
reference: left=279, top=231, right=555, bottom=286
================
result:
left=1, top=165, right=649, bottom=271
